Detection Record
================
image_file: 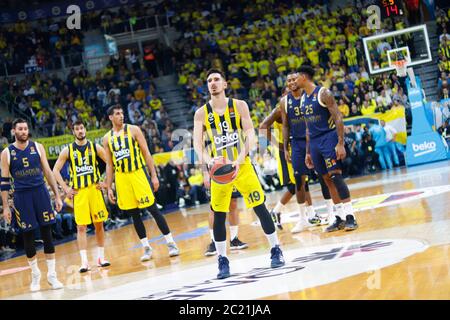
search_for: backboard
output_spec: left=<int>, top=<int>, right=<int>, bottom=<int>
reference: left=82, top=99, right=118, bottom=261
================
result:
left=362, top=24, right=432, bottom=75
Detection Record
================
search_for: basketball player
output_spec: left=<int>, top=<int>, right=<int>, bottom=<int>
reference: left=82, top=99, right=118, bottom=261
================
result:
left=260, top=89, right=334, bottom=231
left=53, top=120, right=111, bottom=273
left=103, top=105, right=179, bottom=261
left=193, top=69, right=284, bottom=279
left=297, top=65, right=358, bottom=231
left=280, top=72, right=336, bottom=233
left=0, top=118, right=63, bottom=292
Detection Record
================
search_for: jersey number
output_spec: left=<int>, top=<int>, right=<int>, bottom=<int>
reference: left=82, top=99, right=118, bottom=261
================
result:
left=247, top=191, right=261, bottom=204
left=218, top=121, right=230, bottom=133
left=43, top=211, right=55, bottom=222
left=293, top=106, right=301, bottom=116
left=304, top=104, right=313, bottom=115
left=139, top=196, right=150, bottom=205
left=22, top=157, right=29, bottom=167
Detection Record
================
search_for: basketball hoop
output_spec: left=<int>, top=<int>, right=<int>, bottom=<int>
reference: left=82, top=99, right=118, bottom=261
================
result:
left=393, top=60, right=408, bottom=77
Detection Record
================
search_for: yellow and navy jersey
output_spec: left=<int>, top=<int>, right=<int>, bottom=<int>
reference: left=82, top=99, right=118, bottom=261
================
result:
left=68, top=140, right=101, bottom=189
left=203, top=98, right=245, bottom=162
left=107, top=124, right=146, bottom=173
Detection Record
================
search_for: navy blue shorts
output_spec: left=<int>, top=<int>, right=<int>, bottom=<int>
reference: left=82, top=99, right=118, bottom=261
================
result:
left=12, top=184, right=55, bottom=232
left=310, top=130, right=342, bottom=175
left=291, top=138, right=309, bottom=177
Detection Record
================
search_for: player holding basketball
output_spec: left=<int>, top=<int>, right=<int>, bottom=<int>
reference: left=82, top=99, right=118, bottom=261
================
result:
left=193, top=69, right=284, bottom=279
left=297, top=65, right=358, bottom=232
left=53, top=119, right=111, bottom=273
left=280, top=72, right=337, bottom=232
left=203, top=140, right=248, bottom=255
left=1, top=118, right=63, bottom=292
left=103, top=105, right=179, bottom=261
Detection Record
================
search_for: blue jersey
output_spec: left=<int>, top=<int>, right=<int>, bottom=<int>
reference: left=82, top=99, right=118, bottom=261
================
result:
left=285, top=92, right=307, bottom=140
left=8, top=141, right=45, bottom=191
left=301, top=86, right=335, bottom=139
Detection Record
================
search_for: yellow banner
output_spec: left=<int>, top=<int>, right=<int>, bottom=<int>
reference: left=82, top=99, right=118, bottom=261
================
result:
left=153, top=150, right=185, bottom=166
left=35, top=129, right=108, bottom=160
left=343, top=107, right=407, bottom=144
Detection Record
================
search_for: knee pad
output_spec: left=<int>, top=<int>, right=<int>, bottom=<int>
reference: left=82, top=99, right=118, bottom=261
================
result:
left=317, top=174, right=331, bottom=200
left=330, top=173, right=350, bottom=200
left=287, top=183, right=296, bottom=195
left=213, top=212, right=227, bottom=242
left=40, top=225, right=55, bottom=254
left=22, top=231, right=36, bottom=259
left=253, top=204, right=275, bottom=235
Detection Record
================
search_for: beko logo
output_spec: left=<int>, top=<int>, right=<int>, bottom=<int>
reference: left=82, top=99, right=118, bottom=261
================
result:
left=412, top=141, right=436, bottom=157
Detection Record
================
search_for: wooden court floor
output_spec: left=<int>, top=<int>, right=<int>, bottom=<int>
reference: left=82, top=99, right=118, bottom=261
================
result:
left=1, top=160, right=449, bottom=300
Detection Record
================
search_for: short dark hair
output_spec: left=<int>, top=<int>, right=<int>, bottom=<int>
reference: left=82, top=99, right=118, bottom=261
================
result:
left=107, top=104, right=123, bottom=116
left=206, top=68, right=226, bottom=80
left=12, top=118, right=28, bottom=128
left=73, top=119, right=85, bottom=127
left=298, top=64, right=315, bottom=79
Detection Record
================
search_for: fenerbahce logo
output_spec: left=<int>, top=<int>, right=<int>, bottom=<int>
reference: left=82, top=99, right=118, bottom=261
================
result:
left=77, top=239, right=428, bottom=300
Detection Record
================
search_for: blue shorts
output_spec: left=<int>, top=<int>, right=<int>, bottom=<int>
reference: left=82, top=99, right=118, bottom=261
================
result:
left=310, top=130, right=342, bottom=175
left=291, top=138, right=309, bottom=177
left=12, top=184, right=55, bottom=232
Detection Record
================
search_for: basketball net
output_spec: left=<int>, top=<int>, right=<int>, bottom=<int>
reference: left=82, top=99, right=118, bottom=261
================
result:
left=393, top=59, right=417, bottom=88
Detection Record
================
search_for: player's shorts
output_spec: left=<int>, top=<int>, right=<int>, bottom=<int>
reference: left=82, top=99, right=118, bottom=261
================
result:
left=73, top=183, right=109, bottom=225
left=276, top=148, right=295, bottom=186
left=290, top=138, right=310, bottom=177
left=12, top=184, right=55, bottom=232
left=210, top=157, right=265, bottom=212
left=115, top=167, right=155, bottom=210
left=310, top=130, right=342, bottom=175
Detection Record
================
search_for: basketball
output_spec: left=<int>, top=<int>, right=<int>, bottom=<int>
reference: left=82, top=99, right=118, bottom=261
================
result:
left=210, top=157, right=237, bottom=184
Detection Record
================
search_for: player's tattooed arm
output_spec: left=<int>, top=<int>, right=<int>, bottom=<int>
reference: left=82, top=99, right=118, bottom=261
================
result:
left=305, top=127, right=314, bottom=169
left=37, top=143, right=62, bottom=212
left=320, top=88, right=346, bottom=160
left=280, top=96, right=291, bottom=162
left=0, top=149, right=12, bottom=223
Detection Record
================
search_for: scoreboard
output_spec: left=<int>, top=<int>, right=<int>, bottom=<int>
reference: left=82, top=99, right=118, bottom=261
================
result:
left=379, top=0, right=404, bottom=18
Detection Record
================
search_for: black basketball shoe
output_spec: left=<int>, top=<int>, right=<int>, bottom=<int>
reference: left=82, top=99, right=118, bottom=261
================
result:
left=344, top=215, right=358, bottom=231
left=325, top=216, right=346, bottom=232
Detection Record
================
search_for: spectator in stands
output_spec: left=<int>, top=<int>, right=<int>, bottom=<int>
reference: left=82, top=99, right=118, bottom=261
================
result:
left=338, top=99, right=350, bottom=118
left=361, top=132, right=378, bottom=173
left=187, top=168, right=206, bottom=206
left=343, top=126, right=360, bottom=177
left=438, top=119, right=450, bottom=139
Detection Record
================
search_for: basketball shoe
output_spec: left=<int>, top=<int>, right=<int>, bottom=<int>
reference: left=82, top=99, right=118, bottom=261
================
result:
left=217, top=255, right=230, bottom=279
